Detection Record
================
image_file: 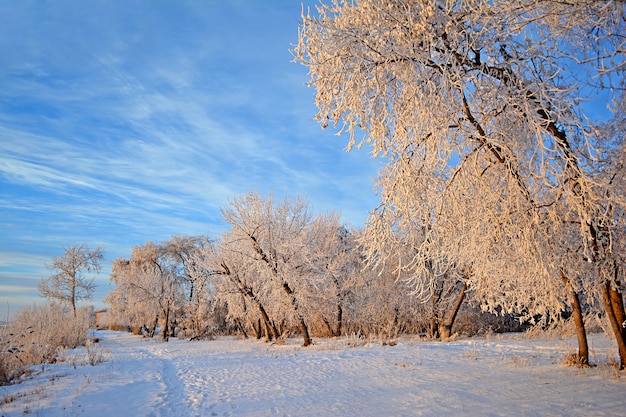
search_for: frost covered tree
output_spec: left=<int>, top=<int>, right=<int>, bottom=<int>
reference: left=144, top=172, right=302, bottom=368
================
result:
left=221, top=191, right=314, bottom=346
left=161, top=236, right=207, bottom=303
left=343, top=245, right=427, bottom=338
left=593, top=92, right=626, bottom=364
left=107, top=242, right=184, bottom=341
left=211, top=200, right=363, bottom=341
left=160, top=235, right=217, bottom=339
left=362, top=157, right=473, bottom=340
left=295, top=0, right=625, bottom=362
left=210, top=232, right=282, bottom=342
left=213, top=196, right=426, bottom=341
left=38, top=243, right=103, bottom=316
left=293, top=212, right=361, bottom=337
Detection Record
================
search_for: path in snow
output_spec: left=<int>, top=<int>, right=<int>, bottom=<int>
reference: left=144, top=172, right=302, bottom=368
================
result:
left=0, top=331, right=624, bottom=416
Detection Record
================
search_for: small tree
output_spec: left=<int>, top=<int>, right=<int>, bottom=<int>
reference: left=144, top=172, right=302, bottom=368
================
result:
left=38, top=243, right=104, bottom=316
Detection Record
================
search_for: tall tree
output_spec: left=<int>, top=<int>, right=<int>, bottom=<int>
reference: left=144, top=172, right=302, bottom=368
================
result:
left=38, top=243, right=103, bottom=316
left=594, top=92, right=626, bottom=366
left=293, top=212, right=360, bottom=337
left=295, top=0, right=625, bottom=363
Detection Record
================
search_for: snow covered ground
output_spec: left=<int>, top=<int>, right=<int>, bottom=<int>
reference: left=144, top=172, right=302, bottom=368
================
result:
left=0, top=331, right=624, bottom=417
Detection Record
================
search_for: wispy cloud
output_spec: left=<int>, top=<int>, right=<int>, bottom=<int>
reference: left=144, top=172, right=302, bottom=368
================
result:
left=0, top=1, right=381, bottom=312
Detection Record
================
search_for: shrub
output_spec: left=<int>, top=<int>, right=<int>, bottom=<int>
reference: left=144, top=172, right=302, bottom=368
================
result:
left=0, top=303, right=91, bottom=385
left=454, top=305, right=527, bottom=337
left=84, top=339, right=107, bottom=366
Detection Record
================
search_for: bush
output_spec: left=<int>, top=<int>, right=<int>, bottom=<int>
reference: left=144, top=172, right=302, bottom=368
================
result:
left=0, top=303, right=91, bottom=385
left=454, top=305, right=527, bottom=337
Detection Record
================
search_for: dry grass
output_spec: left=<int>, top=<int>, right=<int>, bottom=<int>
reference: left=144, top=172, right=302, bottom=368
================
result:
left=562, top=352, right=591, bottom=368
left=462, top=343, right=480, bottom=361
left=0, top=385, right=44, bottom=405
left=84, top=340, right=108, bottom=366
left=0, top=304, right=91, bottom=385
left=599, top=358, right=623, bottom=381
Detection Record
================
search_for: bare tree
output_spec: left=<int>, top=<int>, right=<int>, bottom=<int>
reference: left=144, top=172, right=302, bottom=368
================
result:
left=38, top=243, right=103, bottom=316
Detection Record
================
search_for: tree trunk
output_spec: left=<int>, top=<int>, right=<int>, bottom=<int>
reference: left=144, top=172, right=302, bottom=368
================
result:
left=392, top=307, right=400, bottom=336
left=429, top=288, right=440, bottom=339
left=609, top=285, right=625, bottom=341
left=170, top=318, right=177, bottom=339
left=322, top=318, right=334, bottom=337
left=149, top=314, right=159, bottom=338
left=251, top=319, right=262, bottom=339
left=71, top=277, right=77, bottom=317
left=162, top=304, right=170, bottom=342
left=257, top=302, right=277, bottom=342
left=439, top=282, right=467, bottom=341
left=222, top=261, right=277, bottom=342
left=297, top=316, right=313, bottom=347
left=275, top=283, right=309, bottom=344
left=602, top=280, right=626, bottom=369
left=235, top=318, right=248, bottom=339
left=561, top=273, right=589, bottom=365
left=248, top=236, right=311, bottom=345
left=429, top=314, right=439, bottom=340
left=250, top=296, right=278, bottom=340
left=280, top=282, right=312, bottom=346
left=188, top=280, right=195, bottom=303
left=335, top=303, right=343, bottom=337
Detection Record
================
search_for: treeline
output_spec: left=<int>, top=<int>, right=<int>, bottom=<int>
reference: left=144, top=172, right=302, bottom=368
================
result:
left=104, top=192, right=418, bottom=345
left=104, top=191, right=534, bottom=346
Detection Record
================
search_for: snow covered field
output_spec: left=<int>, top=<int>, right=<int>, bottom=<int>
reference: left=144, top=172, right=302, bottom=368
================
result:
left=0, top=331, right=624, bottom=417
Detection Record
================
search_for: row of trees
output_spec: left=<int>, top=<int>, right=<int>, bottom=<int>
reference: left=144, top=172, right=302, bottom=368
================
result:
left=104, top=184, right=621, bottom=357
left=293, top=0, right=625, bottom=366
left=105, top=192, right=430, bottom=345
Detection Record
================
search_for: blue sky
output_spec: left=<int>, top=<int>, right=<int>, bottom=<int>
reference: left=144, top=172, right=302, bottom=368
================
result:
left=0, top=1, right=383, bottom=315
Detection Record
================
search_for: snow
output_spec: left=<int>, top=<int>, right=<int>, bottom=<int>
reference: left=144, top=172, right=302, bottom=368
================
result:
left=1, top=331, right=624, bottom=417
